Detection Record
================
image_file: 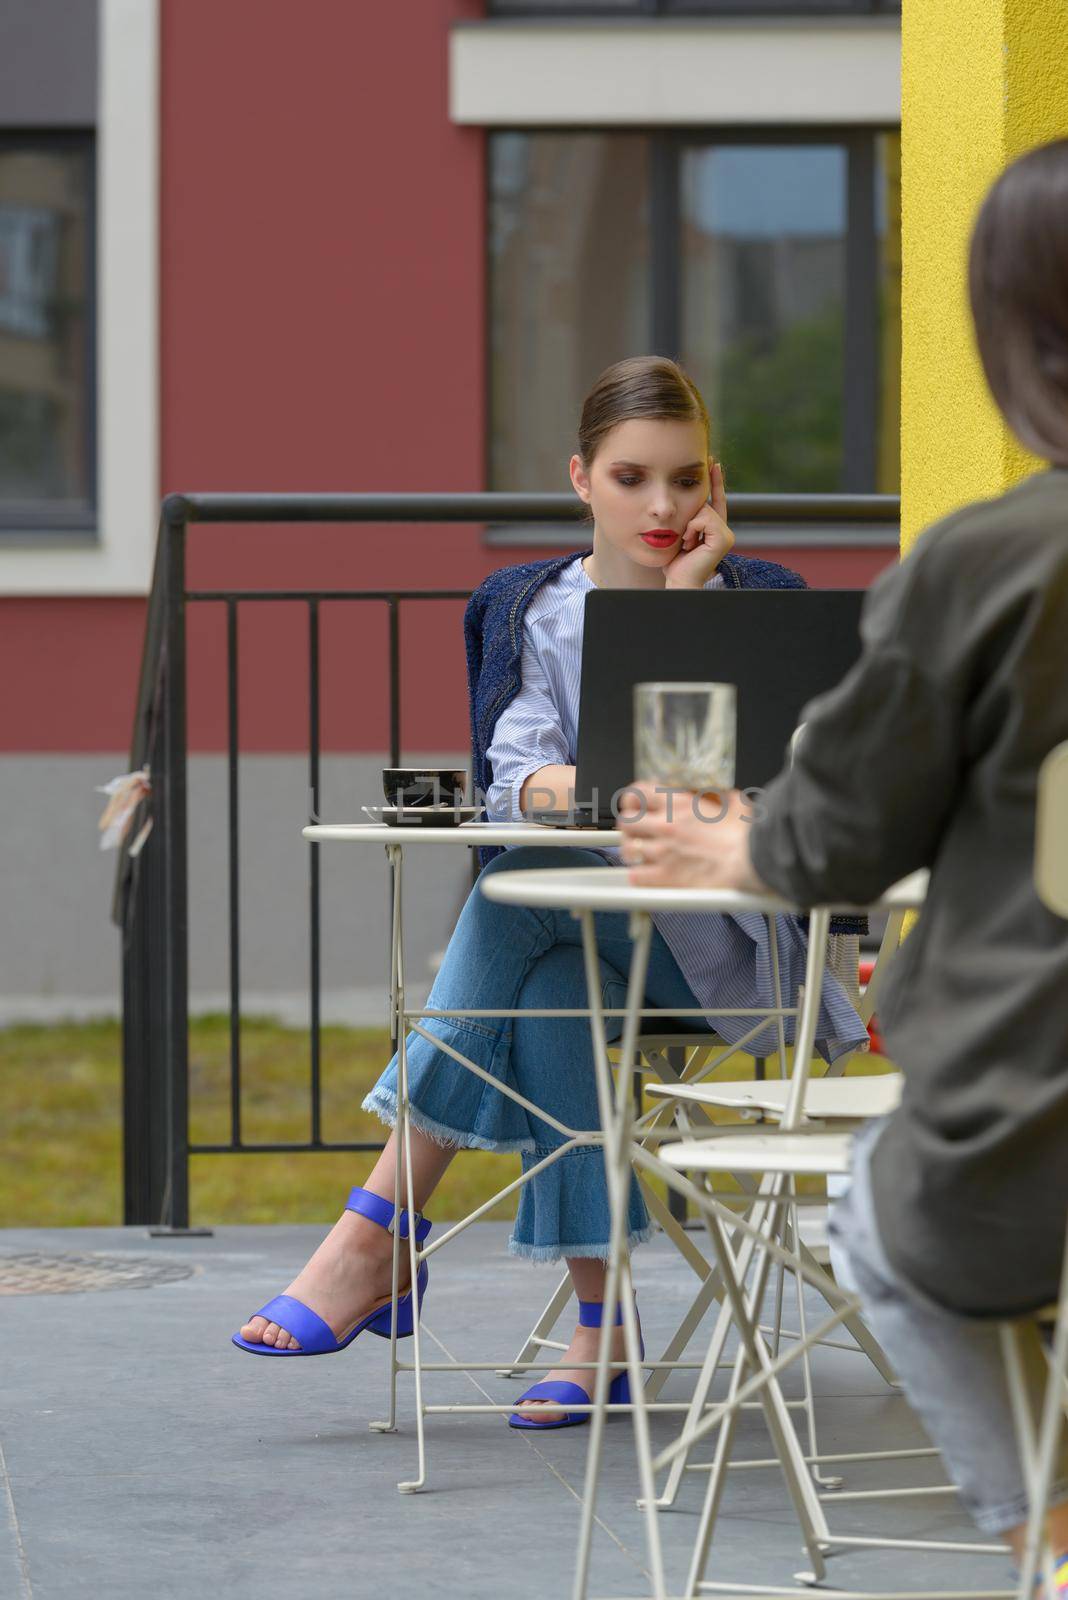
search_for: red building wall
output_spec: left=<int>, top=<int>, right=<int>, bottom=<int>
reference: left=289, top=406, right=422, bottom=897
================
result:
left=165, top=0, right=489, bottom=755
left=0, top=0, right=895, bottom=756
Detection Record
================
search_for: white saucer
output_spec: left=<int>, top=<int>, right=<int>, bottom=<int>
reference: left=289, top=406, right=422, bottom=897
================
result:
left=361, top=804, right=484, bottom=829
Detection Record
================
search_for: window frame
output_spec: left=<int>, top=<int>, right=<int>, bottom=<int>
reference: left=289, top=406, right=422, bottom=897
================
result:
left=0, top=0, right=158, bottom=594
left=0, top=127, right=98, bottom=538
left=484, top=121, right=897, bottom=504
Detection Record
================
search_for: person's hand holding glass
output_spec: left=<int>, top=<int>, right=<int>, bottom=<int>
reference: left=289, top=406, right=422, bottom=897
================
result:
left=620, top=681, right=765, bottom=891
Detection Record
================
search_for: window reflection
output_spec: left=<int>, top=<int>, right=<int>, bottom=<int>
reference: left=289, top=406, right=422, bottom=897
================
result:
left=488, top=132, right=900, bottom=497
left=0, top=142, right=93, bottom=515
left=680, top=144, right=847, bottom=493
left=489, top=133, right=651, bottom=491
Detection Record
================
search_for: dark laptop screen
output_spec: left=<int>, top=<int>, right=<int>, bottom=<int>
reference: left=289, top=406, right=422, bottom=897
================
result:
left=576, top=588, right=866, bottom=803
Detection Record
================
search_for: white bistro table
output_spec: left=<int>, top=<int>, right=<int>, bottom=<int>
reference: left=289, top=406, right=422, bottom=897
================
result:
left=303, top=820, right=622, bottom=1491
left=480, top=864, right=930, bottom=1600
left=301, top=820, right=805, bottom=1497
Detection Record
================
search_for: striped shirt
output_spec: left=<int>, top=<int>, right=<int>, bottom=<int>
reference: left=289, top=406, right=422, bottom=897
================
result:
left=485, top=556, right=867, bottom=1059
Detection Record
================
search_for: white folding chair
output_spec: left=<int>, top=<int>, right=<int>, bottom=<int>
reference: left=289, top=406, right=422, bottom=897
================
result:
left=498, top=1015, right=780, bottom=1385
left=642, top=884, right=921, bottom=1507
left=508, top=939, right=891, bottom=1425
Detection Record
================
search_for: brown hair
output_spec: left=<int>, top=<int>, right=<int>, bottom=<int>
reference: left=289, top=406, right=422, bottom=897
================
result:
left=970, top=138, right=1068, bottom=465
left=578, top=355, right=711, bottom=466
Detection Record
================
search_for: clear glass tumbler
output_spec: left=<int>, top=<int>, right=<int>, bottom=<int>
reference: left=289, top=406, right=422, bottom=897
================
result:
left=633, top=682, right=737, bottom=795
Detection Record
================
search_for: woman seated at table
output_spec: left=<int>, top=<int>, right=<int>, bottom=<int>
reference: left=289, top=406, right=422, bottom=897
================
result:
left=616, top=147, right=1068, bottom=1583
left=233, top=356, right=868, bottom=1425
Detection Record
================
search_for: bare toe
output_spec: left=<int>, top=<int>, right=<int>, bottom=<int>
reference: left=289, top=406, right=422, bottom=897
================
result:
left=518, top=1401, right=565, bottom=1424
left=240, top=1315, right=268, bottom=1342
left=262, top=1322, right=282, bottom=1346
left=285, top=1334, right=301, bottom=1351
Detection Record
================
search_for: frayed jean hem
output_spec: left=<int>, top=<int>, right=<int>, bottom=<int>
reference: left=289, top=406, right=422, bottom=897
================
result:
left=974, top=1476, right=1068, bottom=1536
left=361, top=1086, right=536, bottom=1156
left=506, top=1221, right=657, bottom=1265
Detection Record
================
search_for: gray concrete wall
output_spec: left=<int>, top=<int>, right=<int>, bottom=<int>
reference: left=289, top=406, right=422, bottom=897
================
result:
left=0, top=0, right=98, bottom=126
left=0, top=753, right=473, bottom=1025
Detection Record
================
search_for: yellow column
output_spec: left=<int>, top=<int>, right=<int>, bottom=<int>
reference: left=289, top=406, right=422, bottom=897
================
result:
left=900, top=0, right=1068, bottom=552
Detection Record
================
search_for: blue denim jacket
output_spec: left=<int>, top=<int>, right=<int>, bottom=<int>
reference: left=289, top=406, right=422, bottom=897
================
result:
left=463, top=548, right=864, bottom=935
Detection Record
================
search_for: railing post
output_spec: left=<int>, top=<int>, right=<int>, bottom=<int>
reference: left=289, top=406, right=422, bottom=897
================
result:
left=159, top=511, right=191, bottom=1229
left=120, top=508, right=191, bottom=1228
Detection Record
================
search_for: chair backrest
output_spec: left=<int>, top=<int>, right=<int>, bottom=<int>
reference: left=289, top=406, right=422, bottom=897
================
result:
left=1035, top=741, right=1068, bottom=918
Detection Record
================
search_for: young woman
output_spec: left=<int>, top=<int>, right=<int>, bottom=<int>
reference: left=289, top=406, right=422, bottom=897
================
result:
left=618, top=148, right=1068, bottom=1583
left=233, top=356, right=868, bottom=1427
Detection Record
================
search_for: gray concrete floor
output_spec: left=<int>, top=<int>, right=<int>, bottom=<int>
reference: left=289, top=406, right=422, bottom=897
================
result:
left=0, top=1222, right=1013, bottom=1600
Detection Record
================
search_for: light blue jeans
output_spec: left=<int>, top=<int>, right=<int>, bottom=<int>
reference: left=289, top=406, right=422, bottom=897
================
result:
left=364, top=846, right=717, bottom=1262
left=831, top=1119, right=1068, bottom=1535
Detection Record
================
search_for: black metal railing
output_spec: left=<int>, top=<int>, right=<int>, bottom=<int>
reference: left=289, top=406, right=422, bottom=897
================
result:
left=115, top=490, right=898, bottom=1229
left=487, top=2, right=901, bottom=18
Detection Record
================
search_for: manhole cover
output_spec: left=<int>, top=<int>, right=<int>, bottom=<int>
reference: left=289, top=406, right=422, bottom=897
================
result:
left=0, top=1252, right=195, bottom=1295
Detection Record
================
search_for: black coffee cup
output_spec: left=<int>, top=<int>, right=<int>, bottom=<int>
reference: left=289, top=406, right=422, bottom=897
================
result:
left=382, top=767, right=467, bottom=809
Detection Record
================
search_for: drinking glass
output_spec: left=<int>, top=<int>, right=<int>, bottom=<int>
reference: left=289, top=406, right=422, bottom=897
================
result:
left=633, top=682, right=737, bottom=794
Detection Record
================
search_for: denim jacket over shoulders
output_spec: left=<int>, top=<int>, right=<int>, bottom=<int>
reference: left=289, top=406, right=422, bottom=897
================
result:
left=463, top=548, right=864, bottom=935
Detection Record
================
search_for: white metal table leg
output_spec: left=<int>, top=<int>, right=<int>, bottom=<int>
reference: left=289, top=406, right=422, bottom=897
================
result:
left=573, top=908, right=667, bottom=1600
left=371, top=842, right=406, bottom=1439
left=396, top=1017, right=430, bottom=1493
left=382, top=843, right=430, bottom=1493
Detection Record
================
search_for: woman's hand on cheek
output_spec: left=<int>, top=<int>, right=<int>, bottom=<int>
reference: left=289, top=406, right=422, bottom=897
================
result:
left=664, top=462, right=734, bottom=590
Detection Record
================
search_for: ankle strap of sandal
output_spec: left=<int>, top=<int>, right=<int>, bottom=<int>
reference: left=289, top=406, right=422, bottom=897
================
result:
left=345, top=1186, right=432, bottom=1244
left=578, top=1300, right=625, bottom=1328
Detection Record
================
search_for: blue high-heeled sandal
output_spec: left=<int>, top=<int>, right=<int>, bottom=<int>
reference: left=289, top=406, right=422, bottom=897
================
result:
left=231, top=1186, right=431, bottom=1357
left=508, top=1299, right=644, bottom=1429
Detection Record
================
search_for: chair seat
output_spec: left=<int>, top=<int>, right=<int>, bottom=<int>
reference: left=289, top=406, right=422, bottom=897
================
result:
left=661, top=1131, right=854, bottom=1177
left=647, top=1073, right=903, bottom=1122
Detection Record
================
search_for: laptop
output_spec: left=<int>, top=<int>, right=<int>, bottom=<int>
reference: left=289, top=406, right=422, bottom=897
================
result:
left=528, top=588, right=866, bottom=827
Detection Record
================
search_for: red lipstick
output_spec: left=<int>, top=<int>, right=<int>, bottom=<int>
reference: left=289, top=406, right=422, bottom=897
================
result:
left=640, top=530, right=678, bottom=548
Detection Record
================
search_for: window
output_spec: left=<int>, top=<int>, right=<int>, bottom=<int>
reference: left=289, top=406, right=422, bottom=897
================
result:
left=0, top=134, right=95, bottom=529
left=489, top=133, right=651, bottom=493
left=680, top=144, right=846, bottom=492
left=488, top=130, right=901, bottom=496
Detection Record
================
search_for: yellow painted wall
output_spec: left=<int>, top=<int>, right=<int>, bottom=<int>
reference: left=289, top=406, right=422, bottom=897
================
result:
left=900, top=0, right=1068, bottom=552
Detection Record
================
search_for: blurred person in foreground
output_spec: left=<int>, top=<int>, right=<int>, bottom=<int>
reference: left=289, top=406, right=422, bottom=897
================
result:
left=619, top=138, right=1068, bottom=1586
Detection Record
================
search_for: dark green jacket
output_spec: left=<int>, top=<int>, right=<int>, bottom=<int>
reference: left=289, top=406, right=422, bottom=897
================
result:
left=751, top=469, right=1068, bottom=1316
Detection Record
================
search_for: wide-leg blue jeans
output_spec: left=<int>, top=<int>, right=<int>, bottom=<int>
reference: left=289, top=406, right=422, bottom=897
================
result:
left=831, top=1120, right=1068, bottom=1535
left=363, top=847, right=717, bottom=1262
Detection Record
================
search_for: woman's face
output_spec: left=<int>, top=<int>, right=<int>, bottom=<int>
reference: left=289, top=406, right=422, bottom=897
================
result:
left=569, top=417, right=712, bottom=569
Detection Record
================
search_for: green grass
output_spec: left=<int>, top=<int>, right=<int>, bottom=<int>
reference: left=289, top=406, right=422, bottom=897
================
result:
left=0, top=1017, right=520, bottom=1228
left=0, top=1017, right=885, bottom=1230
left=2, top=1017, right=882, bottom=1228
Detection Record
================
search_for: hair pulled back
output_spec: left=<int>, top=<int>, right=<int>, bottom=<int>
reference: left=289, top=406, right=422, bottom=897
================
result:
left=578, top=356, right=711, bottom=466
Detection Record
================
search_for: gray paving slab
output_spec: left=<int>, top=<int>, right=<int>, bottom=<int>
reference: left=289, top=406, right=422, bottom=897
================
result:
left=0, top=1223, right=1015, bottom=1599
